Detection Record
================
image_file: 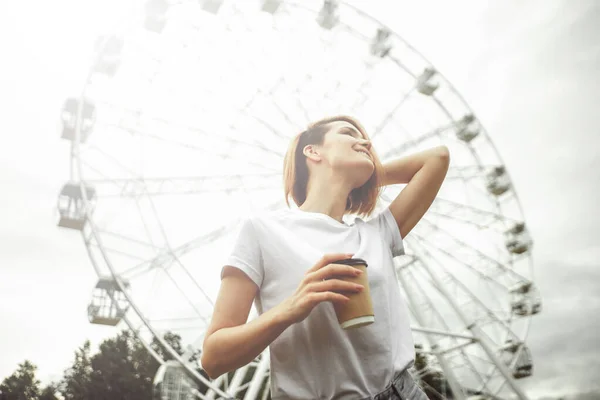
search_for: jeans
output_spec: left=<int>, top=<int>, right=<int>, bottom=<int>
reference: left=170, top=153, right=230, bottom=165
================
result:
left=360, top=369, right=429, bottom=400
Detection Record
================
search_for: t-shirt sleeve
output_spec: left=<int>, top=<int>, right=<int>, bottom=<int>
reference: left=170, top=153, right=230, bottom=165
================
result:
left=221, top=217, right=264, bottom=288
left=370, top=206, right=405, bottom=258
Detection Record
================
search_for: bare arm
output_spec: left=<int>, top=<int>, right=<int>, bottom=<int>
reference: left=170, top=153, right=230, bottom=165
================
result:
left=201, top=267, right=290, bottom=379
left=201, top=254, right=361, bottom=379
left=380, top=146, right=450, bottom=238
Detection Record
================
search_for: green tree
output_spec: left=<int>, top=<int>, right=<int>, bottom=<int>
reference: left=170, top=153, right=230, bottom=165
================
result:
left=0, top=360, right=41, bottom=400
left=60, top=340, right=92, bottom=400
left=57, top=330, right=190, bottom=400
left=87, top=330, right=148, bottom=400
left=87, top=330, right=187, bottom=400
left=39, top=383, right=59, bottom=400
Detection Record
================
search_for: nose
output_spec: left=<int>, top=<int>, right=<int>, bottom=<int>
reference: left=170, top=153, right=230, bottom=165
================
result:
left=360, top=139, right=372, bottom=150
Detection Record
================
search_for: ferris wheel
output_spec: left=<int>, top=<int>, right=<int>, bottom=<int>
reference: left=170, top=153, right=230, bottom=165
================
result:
left=56, top=0, right=541, bottom=399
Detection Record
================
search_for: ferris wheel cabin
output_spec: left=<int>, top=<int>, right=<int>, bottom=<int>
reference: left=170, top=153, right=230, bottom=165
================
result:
left=486, top=166, right=511, bottom=196
left=370, top=28, right=392, bottom=58
left=153, top=360, right=199, bottom=400
left=261, top=0, right=282, bottom=14
left=57, top=183, right=96, bottom=231
left=503, top=339, right=534, bottom=379
left=144, top=0, right=169, bottom=33
left=60, top=98, right=96, bottom=143
left=504, top=222, right=533, bottom=255
left=456, top=114, right=482, bottom=143
left=316, top=0, right=339, bottom=30
left=87, top=277, right=130, bottom=326
left=200, top=0, right=224, bottom=14
left=509, top=280, right=542, bottom=317
left=93, top=35, right=124, bottom=77
left=416, top=68, right=440, bottom=96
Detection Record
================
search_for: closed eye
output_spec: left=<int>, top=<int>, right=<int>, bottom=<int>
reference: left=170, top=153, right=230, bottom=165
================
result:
left=340, top=128, right=359, bottom=137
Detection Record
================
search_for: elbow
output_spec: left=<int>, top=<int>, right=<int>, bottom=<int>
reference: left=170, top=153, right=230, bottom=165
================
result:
left=437, top=145, right=450, bottom=162
left=201, top=339, right=220, bottom=380
left=435, top=146, right=450, bottom=171
left=200, top=351, right=220, bottom=380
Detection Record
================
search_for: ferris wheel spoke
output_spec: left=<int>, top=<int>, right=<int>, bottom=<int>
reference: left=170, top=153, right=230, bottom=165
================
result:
left=251, top=111, right=295, bottom=142
left=405, top=238, right=524, bottom=395
left=411, top=229, right=507, bottom=290
left=118, top=219, right=233, bottom=281
left=94, top=229, right=163, bottom=251
left=397, top=259, right=477, bottom=398
left=130, top=189, right=218, bottom=310
left=95, top=118, right=282, bottom=173
left=84, top=173, right=280, bottom=197
left=81, top=146, right=281, bottom=199
left=97, top=100, right=283, bottom=154
left=408, top=231, right=513, bottom=322
left=82, top=145, right=140, bottom=179
left=379, top=121, right=457, bottom=160
left=443, top=165, right=500, bottom=181
left=371, top=87, right=416, bottom=140
left=410, top=260, right=490, bottom=381
left=87, top=241, right=149, bottom=262
left=404, top=257, right=498, bottom=389
left=406, top=236, right=518, bottom=338
left=170, top=253, right=215, bottom=308
left=169, top=198, right=285, bottom=260
left=102, top=96, right=281, bottom=156
left=159, top=264, right=212, bottom=322
left=416, top=217, right=530, bottom=287
left=427, top=197, right=517, bottom=231
left=256, top=77, right=308, bottom=133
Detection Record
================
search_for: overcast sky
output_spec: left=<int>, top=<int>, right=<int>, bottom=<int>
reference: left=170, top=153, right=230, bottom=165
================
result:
left=1, top=0, right=599, bottom=399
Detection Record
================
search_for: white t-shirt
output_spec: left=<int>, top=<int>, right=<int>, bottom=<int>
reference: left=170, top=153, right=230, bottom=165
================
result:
left=222, top=207, right=415, bottom=399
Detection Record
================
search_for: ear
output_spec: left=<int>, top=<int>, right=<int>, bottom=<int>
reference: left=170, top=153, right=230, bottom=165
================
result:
left=303, top=145, right=321, bottom=162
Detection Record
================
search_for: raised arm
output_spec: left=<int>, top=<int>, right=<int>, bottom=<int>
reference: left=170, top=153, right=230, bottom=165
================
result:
left=380, top=145, right=450, bottom=238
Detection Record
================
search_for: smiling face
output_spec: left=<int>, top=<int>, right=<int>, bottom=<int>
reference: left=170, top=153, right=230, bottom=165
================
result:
left=305, top=120, right=375, bottom=188
left=284, top=115, right=383, bottom=217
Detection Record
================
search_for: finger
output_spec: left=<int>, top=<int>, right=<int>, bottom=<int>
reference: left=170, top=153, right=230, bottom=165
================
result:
left=312, top=279, right=363, bottom=294
left=309, top=291, right=350, bottom=306
left=313, top=264, right=362, bottom=282
left=306, top=253, right=354, bottom=274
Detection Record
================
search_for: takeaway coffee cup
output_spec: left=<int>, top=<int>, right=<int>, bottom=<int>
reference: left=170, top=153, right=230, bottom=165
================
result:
left=329, top=258, right=374, bottom=329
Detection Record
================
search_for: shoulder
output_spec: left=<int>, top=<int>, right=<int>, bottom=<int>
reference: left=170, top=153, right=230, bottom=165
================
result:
left=244, top=208, right=291, bottom=230
left=354, top=206, right=389, bottom=226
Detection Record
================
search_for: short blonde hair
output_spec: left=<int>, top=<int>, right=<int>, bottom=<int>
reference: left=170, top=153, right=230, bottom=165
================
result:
left=283, top=115, right=384, bottom=218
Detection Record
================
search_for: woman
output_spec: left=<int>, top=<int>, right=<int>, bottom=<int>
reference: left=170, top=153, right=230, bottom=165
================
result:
left=201, top=115, right=450, bottom=399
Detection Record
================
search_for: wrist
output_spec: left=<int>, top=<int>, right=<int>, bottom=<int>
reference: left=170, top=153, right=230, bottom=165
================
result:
left=272, top=300, right=294, bottom=329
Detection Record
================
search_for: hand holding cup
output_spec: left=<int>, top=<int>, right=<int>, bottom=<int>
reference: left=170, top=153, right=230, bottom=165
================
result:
left=279, top=253, right=365, bottom=325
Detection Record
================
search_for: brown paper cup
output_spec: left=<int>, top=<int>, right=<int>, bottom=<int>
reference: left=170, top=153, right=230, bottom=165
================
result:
left=329, top=258, right=374, bottom=329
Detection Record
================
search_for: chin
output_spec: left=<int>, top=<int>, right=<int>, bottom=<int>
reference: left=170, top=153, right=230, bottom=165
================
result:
left=352, top=168, right=375, bottom=189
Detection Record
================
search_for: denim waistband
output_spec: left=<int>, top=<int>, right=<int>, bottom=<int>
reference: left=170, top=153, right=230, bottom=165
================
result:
left=358, top=367, right=411, bottom=400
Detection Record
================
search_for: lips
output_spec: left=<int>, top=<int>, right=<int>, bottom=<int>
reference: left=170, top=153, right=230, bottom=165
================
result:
left=355, top=149, right=371, bottom=159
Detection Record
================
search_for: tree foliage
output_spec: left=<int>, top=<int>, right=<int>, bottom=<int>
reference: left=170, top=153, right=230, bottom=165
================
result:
left=60, top=330, right=186, bottom=400
left=38, top=383, right=59, bottom=400
left=0, top=330, right=190, bottom=400
left=0, top=360, right=41, bottom=400
left=61, top=341, right=92, bottom=400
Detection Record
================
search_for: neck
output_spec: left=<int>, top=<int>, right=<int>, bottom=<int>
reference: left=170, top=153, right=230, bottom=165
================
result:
left=299, top=173, right=353, bottom=223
